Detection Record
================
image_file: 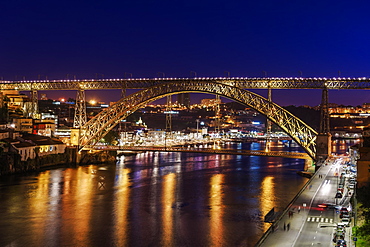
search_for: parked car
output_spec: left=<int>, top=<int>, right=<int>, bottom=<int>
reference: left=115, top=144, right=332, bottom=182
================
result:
left=336, top=239, right=347, bottom=247
left=340, top=212, right=350, bottom=219
left=336, top=226, right=346, bottom=234
left=340, top=207, right=348, bottom=212
left=333, top=231, right=345, bottom=242
left=341, top=218, right=351, bottom=227
left=335, top=192, right=343, bottom=198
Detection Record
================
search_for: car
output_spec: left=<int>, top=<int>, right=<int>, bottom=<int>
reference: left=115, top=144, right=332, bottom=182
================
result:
left=336, top=239, right=347, bottom=247
left=340, top=207, right=348, bottom=212
left=336, top=226, right=346, bottom=234
left=333, top=231, right=345, bottom=242
left=340, top=212, right=350, bottom=219
left=341, top=218, right=351, bottom=227
left=318, top=203, right=337, bottom=209
left=337, top=222, right=347, bottom=228
left=335, top=192, right=343, bottom=198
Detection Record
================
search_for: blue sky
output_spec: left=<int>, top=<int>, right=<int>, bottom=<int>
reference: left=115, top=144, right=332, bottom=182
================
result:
left=1, top=0, right=370, bottom=106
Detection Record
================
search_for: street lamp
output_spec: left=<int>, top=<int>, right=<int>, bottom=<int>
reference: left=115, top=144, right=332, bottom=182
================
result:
left=124, top=72, right=132, bottom=79
left=196, top=119, right=200, bottom=139
left=95, top=73, right=104, bottom=79
left=66, top=74, right=76, bottom=80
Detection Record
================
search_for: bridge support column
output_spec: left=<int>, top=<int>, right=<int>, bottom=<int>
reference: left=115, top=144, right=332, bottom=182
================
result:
left=316, top=87, right=332, bottom=169
left=70, top=128, right=80, bottom=146
left=315, top=133, right=332, bottom=169
left=30, top=89, right=39, bottom=119
left=73, top=89, right=87, bottom=128
left=303, top=158, right=315, bottom=172
left=70, top=128, right=83, bottom=164
left=266, top=82, right=272, bottom=151
left=166, top=95, right=172, bottom=133
left=215, top=95, right=220, bottom=134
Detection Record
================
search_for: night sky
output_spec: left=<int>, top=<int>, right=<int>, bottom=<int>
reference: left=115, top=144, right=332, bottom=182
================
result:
left=2, top=0, right=370, bottom=106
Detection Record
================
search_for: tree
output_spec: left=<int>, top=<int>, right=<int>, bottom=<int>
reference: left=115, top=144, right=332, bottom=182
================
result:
left=102, top=130, right=119, bottom=145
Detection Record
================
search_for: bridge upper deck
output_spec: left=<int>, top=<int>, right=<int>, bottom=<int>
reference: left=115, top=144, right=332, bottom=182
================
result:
left=1, top=77, right=370, bottom=91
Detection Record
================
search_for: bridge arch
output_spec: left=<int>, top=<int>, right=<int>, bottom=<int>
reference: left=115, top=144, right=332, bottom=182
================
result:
left=79, top=81, right=317, bottom=158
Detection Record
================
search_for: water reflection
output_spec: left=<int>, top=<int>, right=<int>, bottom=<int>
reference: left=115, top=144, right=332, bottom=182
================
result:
left=209, top=174, right=224, bottom=246
left=114, top=167, right=131, bottom=246
left=0, top=141, right=314, bottom=247
left=72, top=166, right=94, bottom=246
left=260, top=176, right=276, bottom=232
left=162, top=173, right=176, bottom=246
left=29, top=171, right=50, bottom=245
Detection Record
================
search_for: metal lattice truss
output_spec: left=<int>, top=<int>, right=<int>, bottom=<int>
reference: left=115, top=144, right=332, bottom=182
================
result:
left=3, top=77, right=370, bottom=90
left=79, top=81, right=318, bottom=158
left=73, top=89, right=87, bottom=128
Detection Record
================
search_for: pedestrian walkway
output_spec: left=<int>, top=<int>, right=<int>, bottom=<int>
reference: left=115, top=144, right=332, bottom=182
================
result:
left=255, top=160, right=354, bottom=247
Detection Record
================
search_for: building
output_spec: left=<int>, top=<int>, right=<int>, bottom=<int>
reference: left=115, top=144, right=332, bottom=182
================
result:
left=1, top=90, right=29, bottom=111
left=0, top=129, right=20, bottom=140
left=0, top=130, right=66, bottom=162
left=53, top=127, right=72, bottom=144
left=11, top=141, right=37, bottom=161
left=357, top=126, right=370, bottom=188
left=16, top=134, right=66, bottom=160
left=177, top=93, right=190, bottom=108
left=201, top=98, right=222, bottom=107
left=12, top=118, right=33, bottom=133
left=32, top=120, right=56, bottom=137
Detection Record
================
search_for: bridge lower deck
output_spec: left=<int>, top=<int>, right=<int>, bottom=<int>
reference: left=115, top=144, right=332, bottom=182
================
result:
left=90, top=145, right=311, bottom=160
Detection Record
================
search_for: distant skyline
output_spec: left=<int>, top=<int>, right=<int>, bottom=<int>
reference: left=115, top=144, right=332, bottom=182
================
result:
left=39, top=88, right=370, bottom=108
left=2, top=0, right=370, bottom=106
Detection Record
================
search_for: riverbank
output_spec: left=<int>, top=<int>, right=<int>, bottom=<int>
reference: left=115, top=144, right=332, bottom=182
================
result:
left=0, top=147, right=117, bottom=176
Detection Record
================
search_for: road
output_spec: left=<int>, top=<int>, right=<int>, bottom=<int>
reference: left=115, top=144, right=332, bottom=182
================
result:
left=257, top=156, right=355, bottom=247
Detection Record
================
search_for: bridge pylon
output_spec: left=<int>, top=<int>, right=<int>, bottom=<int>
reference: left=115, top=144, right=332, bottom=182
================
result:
left=73, top=89, right=87, bottom=128
left=265, top=82, right=272, bottom=151
left=316, top=87, right=332, bottom=168
left=30, top=90, right=39, bottom=118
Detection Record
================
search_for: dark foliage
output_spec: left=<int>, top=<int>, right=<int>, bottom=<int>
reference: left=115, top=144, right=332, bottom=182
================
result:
left=284, top=106, right=320, bottom=131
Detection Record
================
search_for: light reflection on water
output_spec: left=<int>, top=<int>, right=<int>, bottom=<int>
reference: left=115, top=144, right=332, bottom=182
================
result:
left=260, top=176, right=276, bottom=232
left=209, top=174, right=224, bottom=247
left=114, top=167, right=131, bottom=247
left=1, top=140, right=355, bottom=246
left=162, top=173, right=176, bottom=246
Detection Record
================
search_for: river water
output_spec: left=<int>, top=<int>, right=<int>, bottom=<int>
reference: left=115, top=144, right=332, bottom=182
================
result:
left=0, top=140, right=356, bottom=247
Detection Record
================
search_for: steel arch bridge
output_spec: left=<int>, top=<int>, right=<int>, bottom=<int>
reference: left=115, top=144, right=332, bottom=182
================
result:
left=79, top=81, right=318, bottom=158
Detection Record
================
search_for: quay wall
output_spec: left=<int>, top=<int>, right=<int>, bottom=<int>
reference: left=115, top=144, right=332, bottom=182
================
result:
left=0, top=147, right=117, bottom=176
